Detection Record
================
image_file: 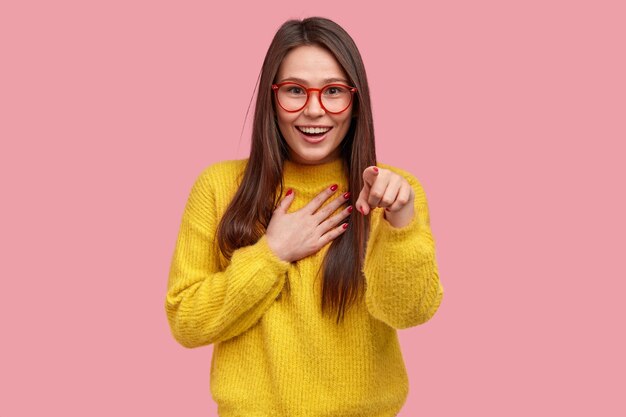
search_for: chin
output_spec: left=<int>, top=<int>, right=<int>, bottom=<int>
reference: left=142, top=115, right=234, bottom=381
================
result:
left=293, top=147, right=338, bottom=164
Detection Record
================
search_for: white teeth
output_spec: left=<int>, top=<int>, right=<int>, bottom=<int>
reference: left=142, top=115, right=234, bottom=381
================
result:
left=298, top=126, right=331, bottom=134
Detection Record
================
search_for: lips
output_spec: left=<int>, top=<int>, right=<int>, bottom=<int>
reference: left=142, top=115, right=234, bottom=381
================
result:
left=296, top=126, right=332, bottom=144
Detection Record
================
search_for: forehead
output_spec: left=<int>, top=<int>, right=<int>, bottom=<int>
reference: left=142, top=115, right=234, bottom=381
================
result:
left=276, top=44, right=348, bottom=84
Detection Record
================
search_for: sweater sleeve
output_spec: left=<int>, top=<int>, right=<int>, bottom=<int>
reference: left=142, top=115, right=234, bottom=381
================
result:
left=165, top=165, right=291, bottom=348
left=362, top=168, right=444, bottom=329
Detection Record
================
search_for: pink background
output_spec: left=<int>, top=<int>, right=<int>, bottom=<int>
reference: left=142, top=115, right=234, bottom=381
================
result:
left=1, top=0, right=624, bottom=415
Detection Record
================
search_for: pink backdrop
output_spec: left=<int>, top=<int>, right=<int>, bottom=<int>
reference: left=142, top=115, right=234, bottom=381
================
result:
left=1, top=0, right=624, bottom=415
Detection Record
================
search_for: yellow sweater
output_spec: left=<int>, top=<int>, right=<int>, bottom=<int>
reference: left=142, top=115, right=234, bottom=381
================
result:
left=165, top=157, right=444, bottom=417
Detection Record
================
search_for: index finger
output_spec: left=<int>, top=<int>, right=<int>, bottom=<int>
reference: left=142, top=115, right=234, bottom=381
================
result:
left=363, top=166, right=379, bottom=187
left=302, top=183, right=339, bottom=215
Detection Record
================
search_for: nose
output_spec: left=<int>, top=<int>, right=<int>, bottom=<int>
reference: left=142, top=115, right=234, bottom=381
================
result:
left=303, top=90, right=325, bottom=117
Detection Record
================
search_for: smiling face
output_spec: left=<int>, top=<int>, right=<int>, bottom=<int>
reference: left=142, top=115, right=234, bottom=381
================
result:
left=274, top=44, right=354, bottom=165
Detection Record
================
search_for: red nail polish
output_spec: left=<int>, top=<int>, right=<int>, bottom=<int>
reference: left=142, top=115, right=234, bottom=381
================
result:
left=385, top=208, right=390, bottom=211
left=359, top=206, right=365, bottom=215
left=285, top=189, right=293, bottom=196
left=342, top=223, right=348, bottom=229
left=347, top=205, right=353, bottom=213
left=343, top=192, right=351, bottom=199
left=330, top=184, right=338, bottom=192
left=373, top=167, right=379, bottom=173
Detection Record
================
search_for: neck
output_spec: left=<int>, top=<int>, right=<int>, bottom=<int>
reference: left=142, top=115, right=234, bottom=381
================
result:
left=282, top=157, right=347, bottom=191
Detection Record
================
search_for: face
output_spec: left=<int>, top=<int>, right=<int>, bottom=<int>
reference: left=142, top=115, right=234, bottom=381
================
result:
left=274, top=44, right=354, bottom=165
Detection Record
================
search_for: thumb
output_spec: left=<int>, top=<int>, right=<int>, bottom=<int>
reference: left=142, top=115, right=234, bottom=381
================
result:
left=275, top=188, right=295, bottom=214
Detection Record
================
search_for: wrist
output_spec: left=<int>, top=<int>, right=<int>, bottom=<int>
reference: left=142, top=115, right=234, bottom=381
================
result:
left=384, top=205, right=415, bottom=228
left=266, top=237, right=291, bottom=263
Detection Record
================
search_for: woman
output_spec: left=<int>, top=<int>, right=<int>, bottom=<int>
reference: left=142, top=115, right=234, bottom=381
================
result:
left=165, top=16, right=444, bottom=417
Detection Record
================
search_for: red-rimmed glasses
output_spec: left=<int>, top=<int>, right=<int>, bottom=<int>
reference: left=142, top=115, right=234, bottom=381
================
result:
left=272, top=82, right=357, bottom=114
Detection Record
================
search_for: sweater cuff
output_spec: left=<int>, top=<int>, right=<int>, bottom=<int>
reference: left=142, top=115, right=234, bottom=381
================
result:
left=369, top=208, right=436, bottom=270
left=250, top=234, right=292, bottom=272
left=376, top=208, right=421, bottom=242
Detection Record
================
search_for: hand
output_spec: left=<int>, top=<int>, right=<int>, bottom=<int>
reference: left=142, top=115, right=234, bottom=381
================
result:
left=266, top=185, right=353, bottom=263
left=355, top=166, right=415, bottom=228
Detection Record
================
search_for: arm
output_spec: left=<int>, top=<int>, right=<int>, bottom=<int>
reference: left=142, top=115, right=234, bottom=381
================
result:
left=362, top=168, right=444, bottom=329
left=165, top=165, right=290, bottom=348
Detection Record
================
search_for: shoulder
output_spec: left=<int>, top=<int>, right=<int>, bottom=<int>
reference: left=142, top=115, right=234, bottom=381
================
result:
left=199, top=158, right=248, bottom=180
left=184, top=159, right=249, bottom=217
left=195, top=158, right=249, bottom=190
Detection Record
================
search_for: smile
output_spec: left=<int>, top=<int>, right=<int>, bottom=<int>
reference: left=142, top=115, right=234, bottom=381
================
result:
left=296, top=126, right=332, bottom=144
left=296, top=126, right=332, bottom=135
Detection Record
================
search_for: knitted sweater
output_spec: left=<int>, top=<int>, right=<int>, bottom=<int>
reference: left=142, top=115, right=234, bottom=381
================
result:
left=165, top=157, right=444, bottom=417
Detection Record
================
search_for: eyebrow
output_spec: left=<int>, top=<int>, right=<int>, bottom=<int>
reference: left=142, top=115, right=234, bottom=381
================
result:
left=278, top=76, right=350, bottom=85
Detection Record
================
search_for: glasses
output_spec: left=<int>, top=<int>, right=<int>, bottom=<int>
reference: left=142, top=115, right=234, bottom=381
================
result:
left=272, top=82, right=357, bottom=114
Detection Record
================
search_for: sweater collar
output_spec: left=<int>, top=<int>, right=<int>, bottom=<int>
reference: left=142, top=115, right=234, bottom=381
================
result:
left=282, top=157, right=348, bottom=190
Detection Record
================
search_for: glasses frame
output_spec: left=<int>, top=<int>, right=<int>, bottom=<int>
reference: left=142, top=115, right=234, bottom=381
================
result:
left=271, top=82, right=358, bottom=114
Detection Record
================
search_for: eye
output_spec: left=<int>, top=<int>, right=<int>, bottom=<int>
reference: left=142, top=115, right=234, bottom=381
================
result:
left=286, top=86, right=305, bottom=95
left=324, top=86, right=347, bottom=96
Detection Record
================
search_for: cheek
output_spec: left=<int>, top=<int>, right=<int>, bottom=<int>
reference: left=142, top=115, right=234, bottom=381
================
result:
left=336, top=115, right=353, bottom=133
left=336, top=107, right=353, bottom=127
left=276, top=111, right=296, bottom=133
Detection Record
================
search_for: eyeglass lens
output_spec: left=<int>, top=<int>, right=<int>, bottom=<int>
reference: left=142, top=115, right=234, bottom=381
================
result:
left=276, top=84, right=352, bottom=113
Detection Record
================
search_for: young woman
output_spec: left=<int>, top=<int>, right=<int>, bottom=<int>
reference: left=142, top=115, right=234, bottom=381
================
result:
left=165, top=16, right=444, bottom=417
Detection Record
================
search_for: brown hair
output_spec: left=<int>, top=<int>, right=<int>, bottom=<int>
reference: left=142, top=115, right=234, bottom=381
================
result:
left=217, top=17, right=376, bottom=324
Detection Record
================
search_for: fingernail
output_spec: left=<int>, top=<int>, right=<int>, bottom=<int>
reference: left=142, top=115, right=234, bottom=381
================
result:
left=373, top=167, right=379, bottom=173
left=330, top=184, right=338, bottom=192
left=385, top=208, right=390, bottom=211
left=343, top=192, right=351, bottom=199
left=359, top=206, right=365, bottom=215
left=347, top=205, right=353, bottom=213
left=342, top=223, right=348, bottom=230
left=285, top=189, right=293, bottom=196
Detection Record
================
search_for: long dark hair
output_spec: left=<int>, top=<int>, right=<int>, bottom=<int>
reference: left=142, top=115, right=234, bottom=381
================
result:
left=217, top=17, right=376, bottom=324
